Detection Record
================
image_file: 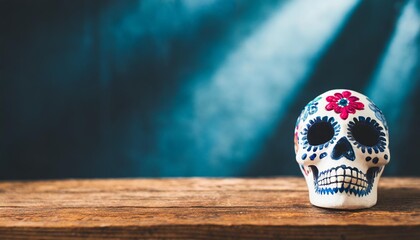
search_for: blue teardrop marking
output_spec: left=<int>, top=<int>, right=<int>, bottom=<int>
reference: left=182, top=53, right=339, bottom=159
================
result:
left=320, top=152, right=327, bottom=159
left=372, top=157, right=379, bottom=164
left=301, top=153, right=307, bottom=160
left=384, top=154, right=389, bottom=160
left=309, top=154, right=317, bottom=160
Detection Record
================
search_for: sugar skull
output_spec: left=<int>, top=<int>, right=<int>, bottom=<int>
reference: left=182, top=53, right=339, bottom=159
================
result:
left=294, top=89, right=390, bottom=209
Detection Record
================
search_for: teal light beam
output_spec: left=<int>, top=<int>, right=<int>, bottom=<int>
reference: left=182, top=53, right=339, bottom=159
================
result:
left=155, top=0, right=360, bottom=176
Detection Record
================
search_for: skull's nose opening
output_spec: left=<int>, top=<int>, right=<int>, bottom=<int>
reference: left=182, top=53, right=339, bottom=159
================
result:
left=331, top=137, right=355, bottom=161
left=309, top=165, right=319, bottom=182
left=366, top=167, right=380, bottom=183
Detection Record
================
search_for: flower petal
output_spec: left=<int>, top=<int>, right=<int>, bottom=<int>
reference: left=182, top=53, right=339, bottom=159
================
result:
left=325, top=102, right=336, bottom=110
left=326, top=96, right=338, bottom=102
left=334, top=92, right=343, bottom=99
left=346, top=106, right=356, bottom=114
left=340, top=110, right=349, bottom=120
left=334, top=106, right=342, bottom=114
left=342, top=91, right=351, bottom=98
left=353, top=102, right=365, bottom=110
left=348, top=96, right=359, bottom=102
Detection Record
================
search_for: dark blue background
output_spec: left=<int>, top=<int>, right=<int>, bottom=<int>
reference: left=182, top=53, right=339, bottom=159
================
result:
left=1, top=0, right=419, bottom=179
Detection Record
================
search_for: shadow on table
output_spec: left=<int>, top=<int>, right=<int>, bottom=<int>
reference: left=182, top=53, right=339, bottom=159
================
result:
left=374, top=187, right=420, bottom=212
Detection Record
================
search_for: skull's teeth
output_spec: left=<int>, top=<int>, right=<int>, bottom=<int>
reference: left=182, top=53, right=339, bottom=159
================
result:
left=316, top=166, right=369, bottom=192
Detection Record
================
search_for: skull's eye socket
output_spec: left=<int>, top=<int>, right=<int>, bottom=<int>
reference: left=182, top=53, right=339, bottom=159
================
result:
left=307, top=121, right=335, bottom=146
left=349, top=117, right=380, bottom=147
left=348, top=117, right=387, bottom=153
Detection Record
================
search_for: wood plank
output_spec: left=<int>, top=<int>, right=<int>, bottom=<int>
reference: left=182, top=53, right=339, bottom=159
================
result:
left=0, top=178, right=419, bottom=239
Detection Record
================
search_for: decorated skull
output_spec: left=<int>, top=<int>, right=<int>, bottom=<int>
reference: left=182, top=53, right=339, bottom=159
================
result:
left=294, top=89, right=390, bottom=209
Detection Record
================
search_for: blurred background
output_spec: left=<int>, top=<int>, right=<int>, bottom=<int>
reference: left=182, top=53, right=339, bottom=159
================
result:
left=1, top=0, right=419, bottom=180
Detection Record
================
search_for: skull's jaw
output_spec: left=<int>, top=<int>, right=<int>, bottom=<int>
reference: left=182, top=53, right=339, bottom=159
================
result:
left=305, top=165, right=382, bottom=209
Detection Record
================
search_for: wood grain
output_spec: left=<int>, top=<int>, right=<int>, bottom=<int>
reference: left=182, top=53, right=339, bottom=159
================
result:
left=0, top=177, right=419, bottom=239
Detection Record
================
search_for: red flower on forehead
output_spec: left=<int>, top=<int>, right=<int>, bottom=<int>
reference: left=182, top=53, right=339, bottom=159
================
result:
left=325, top=90, right=364, bottom=120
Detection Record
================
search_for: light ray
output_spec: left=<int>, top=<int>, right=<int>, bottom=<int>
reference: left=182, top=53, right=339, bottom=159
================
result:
left=155, top=0, right=360, bottom=176
left=366, top=0, right=420, bottom=124
left=365, top=0, right=420, bottom=174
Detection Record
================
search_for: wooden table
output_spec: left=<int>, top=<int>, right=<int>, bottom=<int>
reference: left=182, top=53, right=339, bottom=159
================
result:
left=0, top=178, right=419, bottom=239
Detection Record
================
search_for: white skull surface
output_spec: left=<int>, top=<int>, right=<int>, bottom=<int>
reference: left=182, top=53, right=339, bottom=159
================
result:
left=294, top=89, right=390, bottom=209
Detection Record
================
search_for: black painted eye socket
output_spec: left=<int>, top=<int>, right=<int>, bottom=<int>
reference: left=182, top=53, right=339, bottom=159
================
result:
left=350, top=121, right=379, bottom=147
left=301, top=116, right=340, bottom=151
left=307, top=121, right=334, bottom=146
left=347, top=116, right=387, bottom=154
